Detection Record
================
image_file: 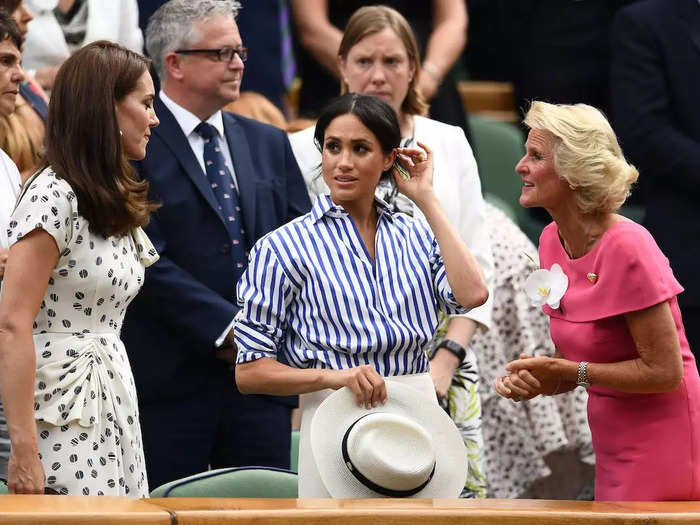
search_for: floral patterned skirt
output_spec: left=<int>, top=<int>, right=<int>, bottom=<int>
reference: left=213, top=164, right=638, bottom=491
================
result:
left=431, top=315, right=487, bottom=499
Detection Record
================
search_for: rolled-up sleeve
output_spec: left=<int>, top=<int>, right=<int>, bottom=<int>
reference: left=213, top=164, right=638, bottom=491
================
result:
left=234, top=241, right=293, bottom=363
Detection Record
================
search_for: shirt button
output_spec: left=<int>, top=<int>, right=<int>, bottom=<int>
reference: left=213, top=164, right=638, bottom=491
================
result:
left=220, top=243, right=231, bottom=254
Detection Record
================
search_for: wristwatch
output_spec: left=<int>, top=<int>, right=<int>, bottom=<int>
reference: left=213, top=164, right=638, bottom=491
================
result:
left=433, top=339, right=467, bottom=363
left=576, top=361, right=590, bottom=388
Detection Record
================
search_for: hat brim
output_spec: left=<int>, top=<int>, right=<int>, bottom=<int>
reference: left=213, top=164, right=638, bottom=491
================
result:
left=310, top=382, right=468, bottom=498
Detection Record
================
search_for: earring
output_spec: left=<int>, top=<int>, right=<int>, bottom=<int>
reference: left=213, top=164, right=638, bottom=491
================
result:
left=119, top=130, right=123, bottom=136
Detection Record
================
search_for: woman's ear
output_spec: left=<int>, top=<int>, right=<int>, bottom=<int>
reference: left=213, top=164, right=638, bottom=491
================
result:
left=383, top=150, right=396, bottom=173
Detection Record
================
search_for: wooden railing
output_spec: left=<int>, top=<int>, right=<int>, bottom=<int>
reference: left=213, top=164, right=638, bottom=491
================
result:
left=1, top=497, right=699, bottom=524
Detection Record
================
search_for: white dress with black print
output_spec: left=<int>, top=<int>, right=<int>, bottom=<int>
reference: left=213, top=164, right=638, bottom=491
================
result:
left=7, top=168, right=158, bottom=497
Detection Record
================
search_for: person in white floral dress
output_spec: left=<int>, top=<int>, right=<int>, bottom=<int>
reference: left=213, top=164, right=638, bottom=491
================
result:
left=0, top=41, right=159, bottom=496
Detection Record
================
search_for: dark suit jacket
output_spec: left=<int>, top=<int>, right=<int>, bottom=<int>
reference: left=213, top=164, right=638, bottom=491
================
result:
left=122, top=96, right=311, bottom=404
left=610, top=0, right=700, bottom=305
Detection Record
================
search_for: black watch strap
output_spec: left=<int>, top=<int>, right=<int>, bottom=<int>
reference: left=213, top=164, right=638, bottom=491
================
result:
left=435, top=339, right=466, bottom=362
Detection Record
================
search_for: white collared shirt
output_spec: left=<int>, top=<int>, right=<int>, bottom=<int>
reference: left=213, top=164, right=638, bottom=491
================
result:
left=235, top=195, right=468, bottom=374
left=159, top=90, right=239, bottom=191
left=0, top=150, right=22, bottom=249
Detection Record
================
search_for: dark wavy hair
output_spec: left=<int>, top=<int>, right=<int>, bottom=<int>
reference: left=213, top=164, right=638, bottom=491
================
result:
left=0, top=6, right=22, bottom=49
left=314, top=93, right=401, bottom=181
left=45, top=41, right=159, bottom=238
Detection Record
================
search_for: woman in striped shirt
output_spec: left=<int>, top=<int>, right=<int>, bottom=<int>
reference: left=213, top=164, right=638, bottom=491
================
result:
left=234, top=93, right=488, bottom=497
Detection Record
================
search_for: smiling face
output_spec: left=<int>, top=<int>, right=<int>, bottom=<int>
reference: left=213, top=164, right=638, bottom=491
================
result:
left=322, top=113, right=393, bottom=206
left=515, top=128, right=573, bottom=211
left=0, top=37, right=23, bottom=117
left=339, top=28, right=413, bottom=117
left=115, top=70, right=159, bottom=160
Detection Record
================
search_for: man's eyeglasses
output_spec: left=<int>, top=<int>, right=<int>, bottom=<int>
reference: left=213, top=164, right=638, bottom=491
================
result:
left=174, top=46, right=248, bottom=63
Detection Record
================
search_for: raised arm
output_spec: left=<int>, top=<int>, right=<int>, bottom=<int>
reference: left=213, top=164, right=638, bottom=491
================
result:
left=291, top=0, right=343, bottom=78
left=418, top=0, right=468, bottom=101
left=394, top=142, right=488, bottom=310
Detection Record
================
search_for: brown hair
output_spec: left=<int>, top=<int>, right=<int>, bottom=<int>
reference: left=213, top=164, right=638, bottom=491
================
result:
left=0, top=6, right=21, bottom=49
left=45, top=40, right=159, bottom=238
left=0, top=110, right=42, bottom=177
left=0, top=2, right=21, bottom=15
left=338, top=5, right=427, bottom=117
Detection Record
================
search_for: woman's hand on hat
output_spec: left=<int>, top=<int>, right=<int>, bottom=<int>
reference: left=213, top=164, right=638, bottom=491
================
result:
left=393, top=141, right=435, bottom=206
left=323, top=365, right=387, bottom=409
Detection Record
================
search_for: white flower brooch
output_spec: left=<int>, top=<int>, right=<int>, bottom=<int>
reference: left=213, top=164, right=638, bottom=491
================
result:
left=524, top=263, right=569, bottom=309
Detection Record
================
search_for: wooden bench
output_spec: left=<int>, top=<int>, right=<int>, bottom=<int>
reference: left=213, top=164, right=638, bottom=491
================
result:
left=1, top=496, right=699, bottom=524
left=458, top=80, right=519, bottom=123
left=151, top=498, right=700, bottom=525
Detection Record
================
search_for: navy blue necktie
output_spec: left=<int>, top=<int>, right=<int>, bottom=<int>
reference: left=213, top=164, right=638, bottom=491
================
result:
left=195, top=122, right=247, bottom=269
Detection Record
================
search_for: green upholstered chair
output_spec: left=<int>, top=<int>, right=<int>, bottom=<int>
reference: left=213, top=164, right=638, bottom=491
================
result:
left=469, top=114, right=526, bottom=224
left=150, top=466, right=298, bottom=498
left=470, top=114, right=551, bottom=242
left=0, top=480, right=7, bottom=494
left=290, top=430, right=300, bottom=473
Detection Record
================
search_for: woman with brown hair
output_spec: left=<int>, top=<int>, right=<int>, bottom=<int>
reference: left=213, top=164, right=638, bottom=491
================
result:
left=0, top=40, right=159, bottom=496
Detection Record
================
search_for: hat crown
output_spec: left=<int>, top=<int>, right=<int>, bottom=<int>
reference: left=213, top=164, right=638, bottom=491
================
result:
left=345, top=413, right=436, bottom=492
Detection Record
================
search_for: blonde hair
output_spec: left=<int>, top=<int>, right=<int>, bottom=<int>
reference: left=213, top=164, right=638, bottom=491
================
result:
left=523, top=101, right=638, bottom=215
left=338, top=5, right=428, bottom=117
left=0, top=108, right=44, bottom=178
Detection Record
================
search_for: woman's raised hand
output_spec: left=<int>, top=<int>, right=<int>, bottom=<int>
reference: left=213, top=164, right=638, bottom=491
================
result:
left=324, top=365, right=387, bottom=409
left=392, top=141, right=435, bottom=204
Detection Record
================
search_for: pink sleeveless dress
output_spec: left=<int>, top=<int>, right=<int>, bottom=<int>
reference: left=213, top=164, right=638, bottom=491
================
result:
left=538, top=220, right=700, bottom=501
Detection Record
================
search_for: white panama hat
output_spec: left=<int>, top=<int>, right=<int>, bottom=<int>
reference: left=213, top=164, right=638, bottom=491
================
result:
left=310, top=382, right=468, bottom=498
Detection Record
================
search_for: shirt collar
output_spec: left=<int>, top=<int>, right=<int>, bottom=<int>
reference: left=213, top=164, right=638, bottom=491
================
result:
left=159, top=90, right=226, bottom=140
left=310, top=194, right=395, bottom=224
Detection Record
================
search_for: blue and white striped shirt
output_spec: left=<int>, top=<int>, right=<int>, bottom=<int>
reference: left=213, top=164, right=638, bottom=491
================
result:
left=234, top=195, right=468, bottom=376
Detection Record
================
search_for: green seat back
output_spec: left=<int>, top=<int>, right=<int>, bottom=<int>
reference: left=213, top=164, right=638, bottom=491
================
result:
left=150, top=466, right=298, bottom=498
left=469, top=114, right=526, bottom=225
left=290, top=430, right=300, bottom=473
left=0, top=480, right=7, bottom=494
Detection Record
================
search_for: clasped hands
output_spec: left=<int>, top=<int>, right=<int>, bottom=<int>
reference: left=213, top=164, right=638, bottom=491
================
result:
left=494, top=353, right=562, bottom=402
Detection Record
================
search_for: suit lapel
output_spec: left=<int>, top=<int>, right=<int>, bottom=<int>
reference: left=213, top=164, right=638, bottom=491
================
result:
left=223, top=112, right=257, bottom=240
left=153, top=97, right=225, bottom=221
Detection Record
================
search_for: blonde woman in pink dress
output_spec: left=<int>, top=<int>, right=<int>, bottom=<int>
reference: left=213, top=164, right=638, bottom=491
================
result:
left=495, top=101, right=700, bottom=501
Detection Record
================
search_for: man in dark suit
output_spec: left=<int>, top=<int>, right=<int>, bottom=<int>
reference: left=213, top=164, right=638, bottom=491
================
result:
left=122, top=0, right=311, bottom=489
left=610, top=0, right=700, bottom=367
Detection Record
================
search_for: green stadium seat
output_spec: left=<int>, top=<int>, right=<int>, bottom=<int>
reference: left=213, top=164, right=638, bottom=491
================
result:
left=149, top=466, right=298, bottom=498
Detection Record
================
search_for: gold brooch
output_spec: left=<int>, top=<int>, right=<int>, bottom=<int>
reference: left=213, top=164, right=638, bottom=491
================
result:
left=586, top=273, right=598, bottom=283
